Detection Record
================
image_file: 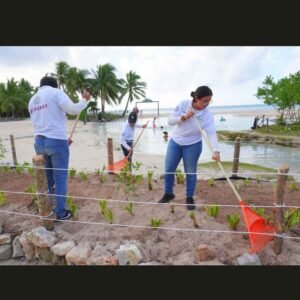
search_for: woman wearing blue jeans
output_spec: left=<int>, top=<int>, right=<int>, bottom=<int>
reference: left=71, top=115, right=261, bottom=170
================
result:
left=159, top=86, right=221, bottom=210
left=28, top=76, right=91, bottom=220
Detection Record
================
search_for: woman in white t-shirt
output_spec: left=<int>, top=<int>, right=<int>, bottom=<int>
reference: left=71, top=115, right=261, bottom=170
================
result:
left=158, top=86, right=220, bottom=210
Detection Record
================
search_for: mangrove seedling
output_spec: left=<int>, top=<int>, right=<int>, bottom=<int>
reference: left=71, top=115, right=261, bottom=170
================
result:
left=104, top=207, right=114, bottom=224
left=284, top=208, right=300, bottom=229
left=226, top=213, right=240, bottom=230
left=22, top=162, right=34, bottom=175
left=147, top=171, right=154, bottom=190
left=0, top=191, right=8, bottom=207
left=25, top=183, right=38, bottom=209
left=189, top=211, right=199, bottom=228
left=79, top=171, right=88, bottom=181
left=252, top=207, right=265, bottom=217
left=207, top=178, right=215, bottom=187
left=96, top=165, right=107, bottom=183
left=150, top=218, right=163, bottom=229
left=69, top=168, right=76, bottom=178
left=14, top=164, right=24, bottom=175
left=124, top=202, right=134, bottom=215
left=288, top=180, right=299, bottom=191
left=1, top=165, right=10, bottom=173
left=98, top=199, right=108, bottom=215
left=204, top=205, right=220, bottom=217
left=243, top=178, right=250, bottom=186
left=66, top=196, right=78, bottom=219
left=175, top=169, right=184, bottom=184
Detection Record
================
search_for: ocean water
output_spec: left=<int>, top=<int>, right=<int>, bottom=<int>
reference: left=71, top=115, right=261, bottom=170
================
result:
left=94, top=104, right=300, bottom=178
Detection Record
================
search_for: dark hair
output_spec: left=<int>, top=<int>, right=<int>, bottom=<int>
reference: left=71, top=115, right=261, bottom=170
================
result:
left=40, top=76, right=58, bottom=88
left=191, top=86, right=213, bottom=101
left=128, top=112, right=137, bottom=124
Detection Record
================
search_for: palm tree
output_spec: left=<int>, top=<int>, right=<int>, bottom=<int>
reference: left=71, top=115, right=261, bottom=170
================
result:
left=119, top=71, right=146, bottom=116
left=55, top=61, right=70, bottom=91
left=91, top=63, right=122, bottom=113
left=0, top=79, right=29, bottom=118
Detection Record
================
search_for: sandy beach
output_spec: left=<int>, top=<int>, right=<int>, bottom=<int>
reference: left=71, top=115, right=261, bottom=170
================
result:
left=0, top=105, right=279, bottom=176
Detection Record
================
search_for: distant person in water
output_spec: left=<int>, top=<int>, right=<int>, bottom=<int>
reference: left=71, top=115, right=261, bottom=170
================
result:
left=220, top=116, right=226, bottom=121
left=163, top=131, right=169, bottom=141
left=153, top=117, right=157, bottom=128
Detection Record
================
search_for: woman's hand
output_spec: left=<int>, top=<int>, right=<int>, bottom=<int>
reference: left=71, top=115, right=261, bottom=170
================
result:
left=212, top=151, right=220, bottom=162
left=181, top=110, right=195, bottom=121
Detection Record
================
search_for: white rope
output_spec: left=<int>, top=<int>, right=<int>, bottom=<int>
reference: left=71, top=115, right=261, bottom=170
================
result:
left=2, top=164, right=300, bottom=177
left=0, top=208, right=298, bottom=241
left=2, top=189, right=299, bottom=209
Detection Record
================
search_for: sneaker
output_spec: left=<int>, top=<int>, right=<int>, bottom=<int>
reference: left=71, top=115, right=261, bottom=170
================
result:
left=186, top=197, right=196, bottom=210
left=57, top=210, right=72, bottom=220
left=158, top=193, right=175, bottom=203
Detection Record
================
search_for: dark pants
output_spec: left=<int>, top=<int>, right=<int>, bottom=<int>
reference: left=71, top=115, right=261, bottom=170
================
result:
left=121, top=140, right=133, bottom=168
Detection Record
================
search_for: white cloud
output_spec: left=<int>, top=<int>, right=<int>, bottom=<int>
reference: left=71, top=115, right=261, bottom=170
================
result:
left=1, top=46, right=300, bottom=108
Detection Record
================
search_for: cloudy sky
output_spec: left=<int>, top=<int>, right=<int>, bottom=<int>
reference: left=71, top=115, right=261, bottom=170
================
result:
left=1, top=46, right=300, bottom=109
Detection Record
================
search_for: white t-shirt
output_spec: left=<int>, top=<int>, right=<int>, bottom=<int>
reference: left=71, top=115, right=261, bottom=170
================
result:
left=120, top=121, right=143, bottom=150
left=168, top=100, right=220, bottom=151
left=28, top=86, right=88, bottom=140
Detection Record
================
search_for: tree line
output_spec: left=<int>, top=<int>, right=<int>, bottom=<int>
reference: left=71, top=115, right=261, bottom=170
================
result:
left=256, top=71, right=300, bottom=125
left=0, top=61, right=147, bottom=119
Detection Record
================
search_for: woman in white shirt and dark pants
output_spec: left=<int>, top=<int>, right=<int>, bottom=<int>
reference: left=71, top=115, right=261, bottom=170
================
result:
left=159, top=86, right=220, bottom=210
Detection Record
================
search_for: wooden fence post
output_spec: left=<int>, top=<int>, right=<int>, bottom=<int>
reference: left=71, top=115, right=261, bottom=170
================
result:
left=32, top=155, right=54, bottom=230
left=232, top=137, right=241, bottom=178
left=107, top=138, right=114, bottom=174
left=273, top=164, right=289, bottom=255
left=10, top=134, right=18, bottom=166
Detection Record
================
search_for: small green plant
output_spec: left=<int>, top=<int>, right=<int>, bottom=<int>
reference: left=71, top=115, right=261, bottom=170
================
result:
left=22, top=162, right=34, bottom=175
left=0, top=138, right=7, bottom=162
left=66, top=196, right=78, bottom=219
left=288, top=181, right=299, bottom=191
left=69, top=168, right=76, bottom=178
left=175, top=169, right=185, bottom=184
left=147, top=171, right=154, bottom=190
left=207, top=178, right=215, bottom=187
left=204, top=205, right=220, bottom=217
left=79, top=171, right=88, bottom=181
left=234, top=180, right=243, bottom=191
left=15, top=164, right=24, bottom=174
left=116, top=162, right=143, bottom=200
left=0, top=191, right=8, bottom=207
left=255, top=175, right=261, bottom=191
left=124, top=202, right=134, bottom=215
left=226, top=213, right=240, bottom=230
left=25, top=183, right=38, bottom=209
left=189, top=211, right=199, bottom=228
left=284, top=208, right=300, bottom=229
left=243, top=178, right=250, bottom=186
left=98, top=199, right=107, bottom=215
left=104, top=207, right=114, bottom=224
left=1, top=164, right=10, bottom=173
left=95, top=166, right=107, bottom=183
left=252, top=207, right=265, bottom=217
left=150, top=218, right=163, bottom=229
left=245, top=196, right=253, bottom=204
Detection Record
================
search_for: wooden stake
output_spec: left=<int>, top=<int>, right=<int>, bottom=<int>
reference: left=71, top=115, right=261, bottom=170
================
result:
left=10, top=134, right=18, bottom=166
left=107, top=138, right=114, bottom=174
left=232, top=137, right=240, bottom=178
left=273, top=164, right=289, bottom=255
left=32, top=155, right=54, bottom=230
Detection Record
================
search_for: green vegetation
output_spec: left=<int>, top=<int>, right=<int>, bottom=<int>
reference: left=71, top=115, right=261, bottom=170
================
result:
left=98, top=199, right=113, bottom=223
left=150, top=218, right=163, bottom=229
left=147, top=171, right=154, bottom=190
left=22, top=162, right=34, bottom=175
left=204, top=205, right=220, bottom=217
left=0, top=139, right=7, bottom=161
left=175, top=169, right=185, bottom=184
left=66, top=196, right=78, bottom=219
left=95, top=166, right=107, bottom=183
left=226, top=213, right=240, bottom=230
left=284, top=208, right=300, bottom=229
left=189, top=211, right=199, bottom=228
left=25, top=183, right=37, bottom=209
left=123, top=202, right=134, bottom=215
left=79, top=171, right=88, bottom=181
left=68, top=168, right=76, bottom=178
left=0, top=191, right=8, bottom=206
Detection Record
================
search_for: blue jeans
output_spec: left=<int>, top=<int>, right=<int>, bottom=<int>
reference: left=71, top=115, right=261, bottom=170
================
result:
left=34, top=136, right=69, bottom=219
left=164, top=139, right=202, bottom=197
